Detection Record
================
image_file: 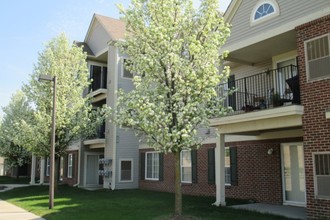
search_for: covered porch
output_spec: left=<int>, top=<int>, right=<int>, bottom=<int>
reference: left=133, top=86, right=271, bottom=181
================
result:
left=211, top=104, right=304, bottom=208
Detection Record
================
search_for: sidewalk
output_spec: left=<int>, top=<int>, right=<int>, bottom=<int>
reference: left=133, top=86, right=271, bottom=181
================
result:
left=0, top=199, right=45, bottom=220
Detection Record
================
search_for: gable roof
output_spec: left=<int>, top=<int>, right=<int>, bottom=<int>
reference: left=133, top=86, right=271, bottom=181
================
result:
left=74, top=41, right=95, bottom=56
left=224, top=0, right=242, bottom=23
left=84, top=13, right=126, bottom=43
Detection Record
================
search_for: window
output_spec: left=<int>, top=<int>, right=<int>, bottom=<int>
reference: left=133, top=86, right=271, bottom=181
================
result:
left=90, top=64, right=107, bottom=91
left=251, top=1, right=279, bottom=25
left=181, top=150, right=192, bottom=183
left=314, top=153, right=330, bottom=198
left=305, top=34, right=330, bottom=81
left=120, top=159, right=133, bottom=182
left=46, top=158, right=50, bottom=177
left=67, top=154, right=73, bottom=178
left=122, top=58, right=134, bottom=79
left=225, top=147, right=231, bottom=185
left=145, top=152, right=159, bottom=180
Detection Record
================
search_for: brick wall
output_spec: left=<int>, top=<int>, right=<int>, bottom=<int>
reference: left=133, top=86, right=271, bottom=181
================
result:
left=139, top=138, right=300, bottom=204
left=62, top=150, right=79, bottom=186
left=296, top=15, right=330, bottom=219
left=139, top=144, right=216, bottom=197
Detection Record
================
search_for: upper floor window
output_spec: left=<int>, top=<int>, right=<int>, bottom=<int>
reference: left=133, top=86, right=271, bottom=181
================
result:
left=305, top=34, right=330, bottom=81
left=251, top=0, right=279, bottom=25
left=122, top=58, right=134, bottom=79
left=89, top=64, right=107, bottom=91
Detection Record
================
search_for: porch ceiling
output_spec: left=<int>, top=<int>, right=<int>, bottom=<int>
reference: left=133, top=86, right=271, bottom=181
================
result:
left=225, top=30, right=296, bottom=66
left=210, top=105, right=303, bottom=135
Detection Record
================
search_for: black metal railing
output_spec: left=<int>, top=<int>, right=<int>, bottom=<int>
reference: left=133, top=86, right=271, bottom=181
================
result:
left=217, top=65, right=300, bottom=115
left=87, top=121, right=106, bottom=139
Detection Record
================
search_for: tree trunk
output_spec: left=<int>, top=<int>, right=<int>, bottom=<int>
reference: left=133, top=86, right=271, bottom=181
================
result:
left=16, top=166, right=19, bottom=181
left=174, top=150, right=182, bottom=216
left=54, top=157, right=60, bottom=192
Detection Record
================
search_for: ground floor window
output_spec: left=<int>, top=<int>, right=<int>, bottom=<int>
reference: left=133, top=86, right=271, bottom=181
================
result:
left=314, top=152, right=330, bottom=198
left=225, top=147, right=231, bottom=185
left=67, top=154, right=73, bottom=178
left=120, top=159, right=133, bottom=182
left=181, top=150, right=192, bottom=183
left=145, top=152, right=159, bottom=180
left=46, top=157, right=50, bottom=177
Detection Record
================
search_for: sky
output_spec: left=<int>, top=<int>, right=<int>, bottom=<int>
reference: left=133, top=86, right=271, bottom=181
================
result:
left=0, top=0, right=231, bottom=118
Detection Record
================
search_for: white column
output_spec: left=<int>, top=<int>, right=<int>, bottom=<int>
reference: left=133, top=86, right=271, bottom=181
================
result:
left=30, top=154, right=36, bottom=185
left=40, top=157, right=45, bottom=184
left=213, top=133, right=226, bottom=206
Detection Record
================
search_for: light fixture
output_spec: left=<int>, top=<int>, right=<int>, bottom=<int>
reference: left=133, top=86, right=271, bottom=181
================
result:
left=267, top=148, right=274, bottom=155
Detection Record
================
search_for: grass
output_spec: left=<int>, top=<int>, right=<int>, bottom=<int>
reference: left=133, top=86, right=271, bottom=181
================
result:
left=0, top=184, right=292, bottom=220
left=0, top=176, right=30, bottom=184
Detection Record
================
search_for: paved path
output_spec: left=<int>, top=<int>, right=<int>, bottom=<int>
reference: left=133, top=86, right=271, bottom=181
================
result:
left=0, top=199, right=45, bottom=220
left=0, top=184, right=45, bottom=220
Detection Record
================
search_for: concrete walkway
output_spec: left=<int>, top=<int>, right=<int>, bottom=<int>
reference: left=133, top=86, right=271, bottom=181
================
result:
left=0, top=184, right=45, bottom=220
left=231, top=203, right=306, bottom=220
left=0, top=199, right=45, bottom=220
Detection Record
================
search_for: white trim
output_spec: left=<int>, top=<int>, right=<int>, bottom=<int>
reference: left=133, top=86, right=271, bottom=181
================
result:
left=67, top=153, right=73, bottom=179
left=250, top=0, right=280, bottom=26
left=304, top=33, right=330, bottom=82
left=84, top=152, right=102, bottom=187
left=46, top=157, right=50, bottom=177
left=222, top=7, right=330, bottom=54
left=180, top=150, right=192, bottom=184
left=145, top=151, right=160, bottom=181
left=312, top=151, right=330, bottom=200
left=119, top=159, right=133, bottom=182
left=280, top=142, right=306, bottom=207
left=224, top=147, right=231, bottom=186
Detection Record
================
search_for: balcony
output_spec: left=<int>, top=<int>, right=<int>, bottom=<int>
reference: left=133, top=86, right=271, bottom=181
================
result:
left=89, top=65, right=107, bottom=102
left=84, top=122, right=106, bottom=148
left=218, top=65, right=300, bottom=116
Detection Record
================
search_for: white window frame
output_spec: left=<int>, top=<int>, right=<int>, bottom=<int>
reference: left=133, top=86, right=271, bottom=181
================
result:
left=119, top=159, right=133, bottom=182
left=313, top=152, right=330, bottom=199
left=67, top=154, right=73, bottom=178
left=225, top=147, right=231, bottom=186
left=304, top=33, right=330, bottom=82
left=46, top=157, right=50, bottom=177
left=180, top=150, right=192, bottom=183
left=145, top=152, right=160, bottom=181
left=121, top=58, right=134, bottom=79
left=250, top=0, right=280, bottom=26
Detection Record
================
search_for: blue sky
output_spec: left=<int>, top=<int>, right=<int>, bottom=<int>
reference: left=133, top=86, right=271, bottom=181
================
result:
left=0, top=0, right=231, bottom=118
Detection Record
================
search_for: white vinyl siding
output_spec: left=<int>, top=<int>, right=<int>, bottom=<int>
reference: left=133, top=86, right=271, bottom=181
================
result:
left=119, top=159, right=133, bottom=182
left=314, top=152, right=330, bottom=198
left=145, top=152, right=159, bottom=180
left=181, top=150, right=192, bottom=183
left=305, top=34, right=330, bottom=81
left=67, top=154, right=73, bottom=178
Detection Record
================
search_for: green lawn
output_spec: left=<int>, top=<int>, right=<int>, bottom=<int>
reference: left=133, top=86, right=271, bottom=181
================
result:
left=0, top=185, right=292, bottom=220
left=0, top=176, right=30, bottom=184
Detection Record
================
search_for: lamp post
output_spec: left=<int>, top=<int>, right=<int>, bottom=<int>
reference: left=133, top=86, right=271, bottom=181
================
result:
left=38, top=74, right=56, bottom=209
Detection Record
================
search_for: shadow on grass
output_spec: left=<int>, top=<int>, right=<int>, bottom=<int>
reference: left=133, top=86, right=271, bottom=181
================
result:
left=0, top=185, right=293, bottom=220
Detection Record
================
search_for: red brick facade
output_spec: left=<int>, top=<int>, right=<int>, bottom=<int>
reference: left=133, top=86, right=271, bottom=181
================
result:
left=296, top=15, right=330, bottom=219
left=62, top=150, right=79, bottom=186
left=140, top=138, right=301, bottom=204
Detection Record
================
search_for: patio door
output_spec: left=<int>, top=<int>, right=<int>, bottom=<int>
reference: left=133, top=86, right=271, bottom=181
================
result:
left=276, top=59, right=296, bottom=98
left=281, top=143, right=306, bottom=207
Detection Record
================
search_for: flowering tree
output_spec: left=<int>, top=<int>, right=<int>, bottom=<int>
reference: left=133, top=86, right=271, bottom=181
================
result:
left=22, top=34, right=109, bottom=183
left=0, top=91, right=33, bottom=179
left=116, top=0, right=230, bottom=216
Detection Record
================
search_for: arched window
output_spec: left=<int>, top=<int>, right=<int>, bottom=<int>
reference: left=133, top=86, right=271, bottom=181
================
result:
left=251, top=0, right=279, bottom=25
